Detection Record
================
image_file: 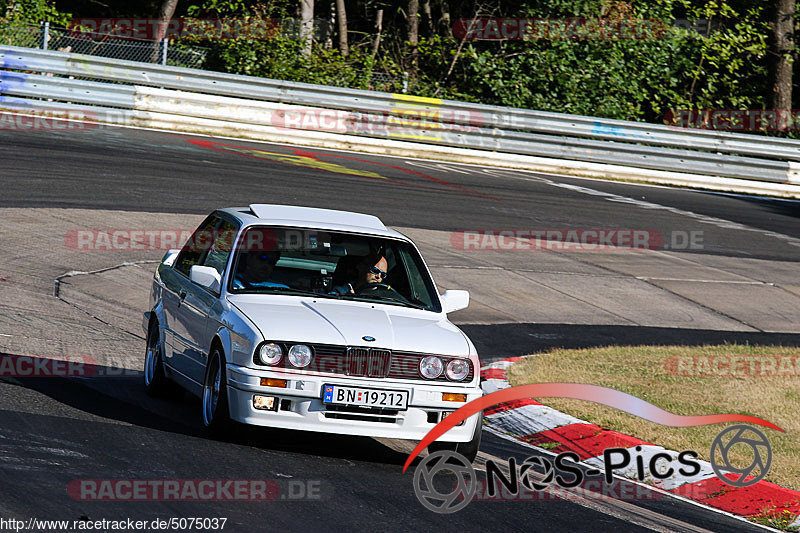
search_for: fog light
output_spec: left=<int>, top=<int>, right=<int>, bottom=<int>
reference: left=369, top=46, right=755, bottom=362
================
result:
left=253, top=395, right=278, bottom=411
left=260, top=378, right=287, bottom=388
left=441, top=411, right=465, bottom=425
left=442, top=393, right=467, bottom=402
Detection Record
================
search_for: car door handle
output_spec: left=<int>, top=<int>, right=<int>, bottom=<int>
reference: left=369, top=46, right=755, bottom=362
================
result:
left=178, top=290, right=187, bottom=307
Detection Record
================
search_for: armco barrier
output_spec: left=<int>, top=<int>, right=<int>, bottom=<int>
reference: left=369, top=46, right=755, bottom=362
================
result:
left=2, top=44, right=800, bottom=197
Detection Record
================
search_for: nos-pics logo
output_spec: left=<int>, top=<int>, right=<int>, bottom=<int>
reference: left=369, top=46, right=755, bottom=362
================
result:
left=403, top=383, right=780, bottom=514
left=413, top=424, right=773, bottom=513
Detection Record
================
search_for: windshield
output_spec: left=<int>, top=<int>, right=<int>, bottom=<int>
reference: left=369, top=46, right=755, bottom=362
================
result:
left=227, top=226, right=442, bottom=312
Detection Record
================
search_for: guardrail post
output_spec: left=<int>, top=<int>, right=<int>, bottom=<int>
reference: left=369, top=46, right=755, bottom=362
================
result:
left=161, top=38, right=168, bottom=66
left=41, top=21, right=50, bottom=50
left=787, top=162, right=800, bottom=185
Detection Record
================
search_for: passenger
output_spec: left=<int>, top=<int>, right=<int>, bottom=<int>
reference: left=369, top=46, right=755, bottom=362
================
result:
left=232, top=250, right=289, bottom=290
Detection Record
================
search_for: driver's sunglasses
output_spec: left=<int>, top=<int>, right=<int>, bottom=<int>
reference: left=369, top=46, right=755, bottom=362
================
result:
left=368, top=266, right=388, bottom=279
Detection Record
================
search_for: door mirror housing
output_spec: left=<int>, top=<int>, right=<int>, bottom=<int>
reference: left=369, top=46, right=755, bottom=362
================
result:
left=162, top=249, right=180, bottom=266
left=440, top=290, right=469, bottom=314
left=190, top=265, right=221, bottom=293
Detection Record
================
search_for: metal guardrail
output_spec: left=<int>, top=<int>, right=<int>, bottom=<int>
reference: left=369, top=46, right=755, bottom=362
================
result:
left=1, top=72, right=136, bottom=108
left=1, top=44, right=799, bottom=188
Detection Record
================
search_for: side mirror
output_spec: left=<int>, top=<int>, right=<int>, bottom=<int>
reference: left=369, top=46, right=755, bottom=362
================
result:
left=162, top=249, right=180, bottom=266
left=190, top=265, right=221, bottom=292
left=441, top=290, right=469, bottom=313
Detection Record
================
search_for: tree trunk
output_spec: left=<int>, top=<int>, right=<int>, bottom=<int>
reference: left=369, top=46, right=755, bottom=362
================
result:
left=371, top=9, right=383, bottom=59
left=322, top=2, right=334, bottom=49
left=774, top=0, right=795, bottom=131
left=408, top=0, right=419, bottom=73
left=300, top=0, right=314, bottom=56
left=150, top=0, right=178, bottom=63
left=438, top=0, right=451, bottom=37
left=335, top=0, right=348, bottom=56
left=421, top=0, right=433, bottom=36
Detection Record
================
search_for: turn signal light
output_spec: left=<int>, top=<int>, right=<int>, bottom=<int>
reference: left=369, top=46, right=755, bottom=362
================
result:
left=260, top=378, right=287, bottom=388
left=442, top=393, right=467, bottom=402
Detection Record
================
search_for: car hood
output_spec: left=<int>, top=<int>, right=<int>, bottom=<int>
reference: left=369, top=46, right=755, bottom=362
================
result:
left=227, top=295, right=470, bottom=355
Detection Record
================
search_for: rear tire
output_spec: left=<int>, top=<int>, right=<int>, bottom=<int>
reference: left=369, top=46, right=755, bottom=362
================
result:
left=202, top=347, right=233, bottom=438
left=144, top=322, right=171, bottom=397
left=427, top=412, right=483, bottom=463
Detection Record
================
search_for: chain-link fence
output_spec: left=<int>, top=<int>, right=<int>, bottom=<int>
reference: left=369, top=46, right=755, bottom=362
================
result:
left=0, top=22, right=43, bottom=48
left=0, top=23, right=407, bottom=92
left=0, top=22, right=208, bottom=69
left=356, top=70, right=408, bottom=93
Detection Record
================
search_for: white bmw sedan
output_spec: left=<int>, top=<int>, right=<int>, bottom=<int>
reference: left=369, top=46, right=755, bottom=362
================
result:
left=143, top=204, right=483, bottom=460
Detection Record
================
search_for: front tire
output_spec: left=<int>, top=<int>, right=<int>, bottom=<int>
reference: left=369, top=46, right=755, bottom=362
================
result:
left=427, top=412, right=483, bottom=463
left=144, top=322, right=171, bottom=397
left=202, top=347, right=232, bottom=437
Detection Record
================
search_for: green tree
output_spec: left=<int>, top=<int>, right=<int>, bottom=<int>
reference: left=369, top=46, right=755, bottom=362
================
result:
left=1, top=0, right=71, bottom=25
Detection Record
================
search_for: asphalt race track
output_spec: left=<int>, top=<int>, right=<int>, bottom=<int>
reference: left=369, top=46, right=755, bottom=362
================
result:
left=1, top=122, right=798, bottom=532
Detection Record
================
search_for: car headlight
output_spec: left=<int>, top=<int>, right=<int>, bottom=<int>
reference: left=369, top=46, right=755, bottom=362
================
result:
left=419, top=356, right=443, bottom=379
left=288, top=344, right=313, bottom=368
left=257, top=342, right=283, bottom=365
left=446, top=358, right=470, bottom=381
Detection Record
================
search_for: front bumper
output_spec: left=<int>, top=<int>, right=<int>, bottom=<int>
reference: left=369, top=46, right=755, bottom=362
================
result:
left=226, top=363, right=483, bottom=441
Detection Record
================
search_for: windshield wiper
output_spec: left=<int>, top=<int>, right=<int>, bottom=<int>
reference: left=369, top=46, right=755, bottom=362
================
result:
left=351, top=294, right=426, bottom=310
left=243, top=287, right=339, bottom=298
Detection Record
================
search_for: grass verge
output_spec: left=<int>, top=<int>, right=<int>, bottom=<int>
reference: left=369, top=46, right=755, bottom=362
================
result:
left=506, top=344, right=800, bottom=492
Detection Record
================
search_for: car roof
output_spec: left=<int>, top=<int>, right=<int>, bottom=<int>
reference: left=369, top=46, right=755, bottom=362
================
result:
left=218, top=204, right=409, bottom=240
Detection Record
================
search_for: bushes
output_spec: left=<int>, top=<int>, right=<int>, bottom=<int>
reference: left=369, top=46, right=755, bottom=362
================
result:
left=9, top=0, right=782, bottom=127
left=182, top=0, right=774, bottom=125
left=1, top=0, right=71, bottom=25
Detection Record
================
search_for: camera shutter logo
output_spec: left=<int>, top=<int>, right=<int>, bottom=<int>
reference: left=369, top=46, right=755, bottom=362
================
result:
left=413, top=451, right=476, bottom=513
left=710, top=425, right=772, bottom=487
left=519, top=456, right=554, bottom=491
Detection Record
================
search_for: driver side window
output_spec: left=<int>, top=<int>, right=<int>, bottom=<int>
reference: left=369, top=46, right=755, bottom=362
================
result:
left=202, top=219, right=238, bottom=277
left=175, top=215, right=220, bottom=277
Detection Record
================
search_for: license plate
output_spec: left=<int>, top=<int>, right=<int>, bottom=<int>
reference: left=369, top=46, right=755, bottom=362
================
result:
left=323, top=385, right=409, bottom=410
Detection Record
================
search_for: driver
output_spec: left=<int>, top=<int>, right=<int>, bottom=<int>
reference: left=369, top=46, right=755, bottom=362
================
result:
left=232, top=250, right=289, bottom=290
left=331, top=254, right=388, bottom=295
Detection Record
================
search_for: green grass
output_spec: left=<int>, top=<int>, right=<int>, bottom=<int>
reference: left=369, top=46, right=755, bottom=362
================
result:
left=506, top=344, right=800, bottom=492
